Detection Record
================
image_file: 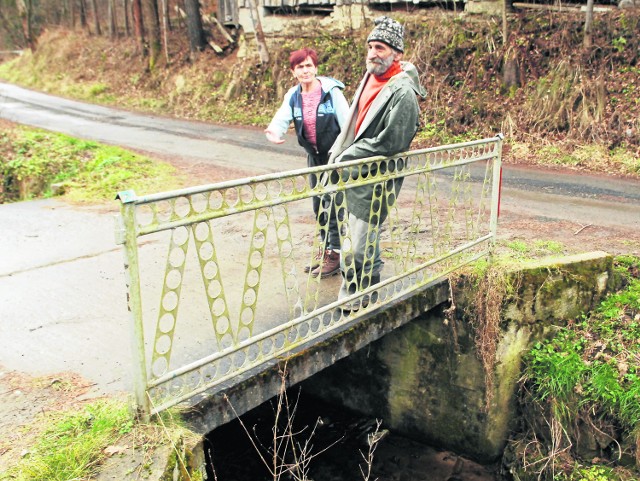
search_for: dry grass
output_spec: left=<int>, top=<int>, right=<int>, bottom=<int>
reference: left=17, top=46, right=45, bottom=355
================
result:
left=1, top=10, right=638, bottom=176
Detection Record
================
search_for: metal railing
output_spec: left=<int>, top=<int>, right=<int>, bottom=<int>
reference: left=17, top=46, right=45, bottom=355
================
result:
left=116, top=134, right=503, bottom=417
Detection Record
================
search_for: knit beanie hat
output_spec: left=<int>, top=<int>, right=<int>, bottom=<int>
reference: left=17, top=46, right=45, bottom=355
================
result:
left=366, top=16, right=404, bottom=53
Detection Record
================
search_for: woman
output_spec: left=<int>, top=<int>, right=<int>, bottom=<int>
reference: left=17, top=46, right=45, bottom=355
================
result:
left=265, top=47, right=349, bottom=278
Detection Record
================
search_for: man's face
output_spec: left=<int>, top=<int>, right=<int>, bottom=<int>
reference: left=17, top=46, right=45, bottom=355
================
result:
left=366, top=41, right=401, bottom=76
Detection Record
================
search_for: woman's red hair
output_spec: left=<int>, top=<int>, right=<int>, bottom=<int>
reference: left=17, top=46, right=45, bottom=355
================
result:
left=289, top=48, right=319, bottom=70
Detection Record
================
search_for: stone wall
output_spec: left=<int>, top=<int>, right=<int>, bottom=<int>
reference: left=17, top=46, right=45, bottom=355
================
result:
left=302, top=251, right=618, bottom=462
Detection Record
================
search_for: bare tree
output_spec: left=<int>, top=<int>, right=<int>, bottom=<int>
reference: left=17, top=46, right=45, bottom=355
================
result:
left=132, top=0, right=145, bottom=52
left=142, top=0, right=161, bottom=68
left=159, top=0, right=169, bottom=61
left=108, top=0, right=118, bottom=37
left=583, top=0, right=595, bottom=49
left=247, top=0, right=269, bottom=64
left=502, top=0, right=509, bottom=44
left=79, top=0, right=88, bottom=30
left=502, top=0, right=520, bottom=90
left=69, top=0, right=75, bottom=27
left=160, top=0, right=170, bottom=31
left=122, top=0, right=130, bottom=36
left=60, top=0, right=67, bottom=24
left=0, top=4, right=24, bottom=48
left=15, top=0, right=35, bottom=51
left=90, top=0, right=101, bottom=34
left=184, top=0, right=206, bottom=53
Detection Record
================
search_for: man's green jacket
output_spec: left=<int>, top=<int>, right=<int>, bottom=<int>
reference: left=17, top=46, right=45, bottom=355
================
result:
left=328, top=61, right=426, bottom=223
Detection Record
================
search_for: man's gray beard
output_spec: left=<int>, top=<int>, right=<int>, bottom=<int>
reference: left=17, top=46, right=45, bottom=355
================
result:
left=366, top=54, right=395, bottom=76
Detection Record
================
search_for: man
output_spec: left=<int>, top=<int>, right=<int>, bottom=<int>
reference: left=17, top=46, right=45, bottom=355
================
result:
left=328, top=15, right=426, bottom=308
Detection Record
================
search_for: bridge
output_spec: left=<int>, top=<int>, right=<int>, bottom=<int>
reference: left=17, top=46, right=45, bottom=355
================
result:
left=115, top=135, right=504, bottom=433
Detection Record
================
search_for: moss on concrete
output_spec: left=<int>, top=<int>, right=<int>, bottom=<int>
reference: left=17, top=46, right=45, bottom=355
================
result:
left=307, top=251, right=617, bottom=462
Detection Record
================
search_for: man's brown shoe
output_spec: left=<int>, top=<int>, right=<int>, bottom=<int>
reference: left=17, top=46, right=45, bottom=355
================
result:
left=304, top=248, right=323, bottom=273
left=311, top=250, right=340, bottom=278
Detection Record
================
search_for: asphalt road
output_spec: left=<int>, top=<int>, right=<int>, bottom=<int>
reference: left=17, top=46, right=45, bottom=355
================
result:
left=1, top=81, right=639, bottom=397
left=1, top=82, right=639, bottom=204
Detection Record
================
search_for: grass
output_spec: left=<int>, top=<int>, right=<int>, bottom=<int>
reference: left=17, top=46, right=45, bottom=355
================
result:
left=526, top=273, right=640, bottom=427
left=0, top=399, right=132, bottom=481
left=507, top=139, right=640, bottom=177
left=557, top=465, right=625, bottom=481
left=496, top=239, right=567, bottom=261
left=0, top=126, right=185, bottom=203
left=517, top=255, right=640, bottom=479
left=2, top=17, right=639, bottom=178
left=0, top=395, right=205, bottom=481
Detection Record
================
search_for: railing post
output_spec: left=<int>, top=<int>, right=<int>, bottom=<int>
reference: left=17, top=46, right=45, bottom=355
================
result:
left=489, top=134, right=504, bottom=252
left=115, top=190, right=150, bottom=420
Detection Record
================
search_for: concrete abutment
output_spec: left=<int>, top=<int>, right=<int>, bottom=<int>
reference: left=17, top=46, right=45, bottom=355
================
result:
left=301, top=251, right=617, bottom=462
left=99, top=251, right=619, bottom=478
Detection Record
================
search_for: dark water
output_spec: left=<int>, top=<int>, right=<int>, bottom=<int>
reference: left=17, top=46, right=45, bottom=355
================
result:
left=204, top=389, right=500, bottom=481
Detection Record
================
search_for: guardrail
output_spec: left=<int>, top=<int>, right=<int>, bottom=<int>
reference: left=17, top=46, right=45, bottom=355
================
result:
left=116, top=134, right=503, bottom=417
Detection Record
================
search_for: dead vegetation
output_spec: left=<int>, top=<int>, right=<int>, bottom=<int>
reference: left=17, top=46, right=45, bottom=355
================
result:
left=502, top=258, right=640, bottom=480
left=448, top=262, right=521, bottom=412
left=471, top=266, right=511, bottom=410
left=0, top=9, right=638, bottom=177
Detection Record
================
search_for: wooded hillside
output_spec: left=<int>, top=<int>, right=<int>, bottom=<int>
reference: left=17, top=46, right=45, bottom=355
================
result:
left=0, top=3, right=638, bottom=176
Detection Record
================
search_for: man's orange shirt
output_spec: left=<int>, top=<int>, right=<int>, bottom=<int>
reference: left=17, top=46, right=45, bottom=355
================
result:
left=355, top=61, right=402, bottom=136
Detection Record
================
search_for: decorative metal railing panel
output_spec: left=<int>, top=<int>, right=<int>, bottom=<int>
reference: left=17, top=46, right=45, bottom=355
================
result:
left=116, top=135, right=503, bottom=416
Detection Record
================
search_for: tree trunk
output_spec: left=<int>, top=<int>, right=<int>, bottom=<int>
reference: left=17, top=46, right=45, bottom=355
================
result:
left=90, top=0, right=101, bottom=35
left=142, top=0, right=161, bottom=69
left=160, top=0, right=169, bottom=61
left=15, top=0, right=36, bottom=52
left=247, top=0, right=269, bottom=64
left=68, top=0, right=75, bottom=28
left=583, top=0, right=595, bottom=49
left=108, top=0, right=118, bottom=37
left=162, top=0, right=170, bottom=30
left=123, top=0, right=130, bottom=36
left=502, top=47, right=520, bottom=90
left=79, top=0, right=88, bottom=30
left=502, top=0, right=509, bottom=44
left=59, top=0, right=69, bottom=28
left=501, top=0, right=519, bottom=91
left=132, top=0, right=145, bottom=54
left=184, top=0, right=206, bottom=53
left=0, top=6, right=24, bottom=48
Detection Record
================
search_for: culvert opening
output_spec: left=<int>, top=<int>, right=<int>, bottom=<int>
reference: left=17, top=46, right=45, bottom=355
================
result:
left=203, top=386, right=498, bottom=480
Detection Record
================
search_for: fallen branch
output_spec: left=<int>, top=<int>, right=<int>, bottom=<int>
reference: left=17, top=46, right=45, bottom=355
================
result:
left=574, top=223, right=592, bottom=235
left=208, top=40, right=223, bottom=54
left=204, top=13, right=236, bottom=45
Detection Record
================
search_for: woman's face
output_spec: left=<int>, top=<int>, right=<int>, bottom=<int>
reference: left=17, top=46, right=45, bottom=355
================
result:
left=291, top=56, right=317, bottom=87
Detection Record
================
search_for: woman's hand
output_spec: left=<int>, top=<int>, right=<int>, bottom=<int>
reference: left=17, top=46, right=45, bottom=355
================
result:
left=265, top=129, right=285, bottom=144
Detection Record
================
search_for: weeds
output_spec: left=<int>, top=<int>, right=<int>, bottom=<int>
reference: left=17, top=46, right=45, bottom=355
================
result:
left=2, top=11, right=638, bottom=165
left=557, top=465, right=624, bottom=481
left=527, top=61, right=606, bottom=142
left=510, top=256, right=640, bottom=480
left=0, top=125, right=184, bottom=203
left=450, top=257, right=522, bottom=411
left=0, top=389, right=207, bottom=481
left=217, top=362, right=384, bottom=480
left=0, top=399, right=132, bottom=481
left=472, top=265, right=509, bottom=410
left=499, top=239, right=566, bottom=261
left=222, top=367, right=341, bottom=480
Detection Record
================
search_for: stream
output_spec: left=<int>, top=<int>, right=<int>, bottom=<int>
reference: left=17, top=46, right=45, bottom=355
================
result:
left=205, top=388, right=501, bottom=481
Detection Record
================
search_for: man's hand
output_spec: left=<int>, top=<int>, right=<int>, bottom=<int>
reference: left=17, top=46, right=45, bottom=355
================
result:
left=264, top=129, right=285, bottom=144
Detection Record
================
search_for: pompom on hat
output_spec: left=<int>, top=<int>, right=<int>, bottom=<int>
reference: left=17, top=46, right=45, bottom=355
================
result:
left=366, top=16, right=404, bottom=53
